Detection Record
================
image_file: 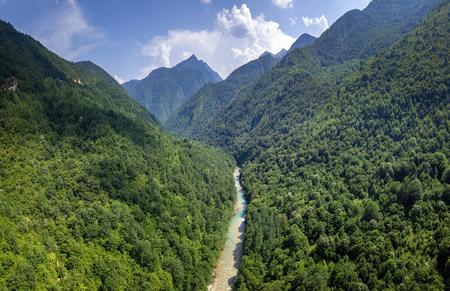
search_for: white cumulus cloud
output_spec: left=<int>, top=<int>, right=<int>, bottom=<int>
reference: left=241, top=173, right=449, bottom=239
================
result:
left=302, top=15, right=329, bottom=35
left=139, top=4, right=294, bottom=79
left=272, top=0, right=293, bottom=9
left=34, top=0, right=109, bottom=60
left=200, top=0, right=211, bottom=4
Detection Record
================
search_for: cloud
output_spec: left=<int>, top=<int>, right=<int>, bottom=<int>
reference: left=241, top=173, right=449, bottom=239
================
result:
left=289, top=17, right=297, bottom=26
left=34, top=0, right=109, bottom=60
left=200, top=0, right=211, bottom=4
left=272, top=0, right=293, bottom=9
left=139, top=4, right=294, bottom=79
left=302, top=15, right=329, bottom=33
left=113, top=74, right=124, bottom=84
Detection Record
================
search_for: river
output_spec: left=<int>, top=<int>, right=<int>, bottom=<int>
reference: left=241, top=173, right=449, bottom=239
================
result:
left=208, top=167, right=247, bottom=291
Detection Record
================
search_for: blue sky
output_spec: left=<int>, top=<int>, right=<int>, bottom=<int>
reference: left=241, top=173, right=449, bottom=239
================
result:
left=0, top=0, right=371, bottom=82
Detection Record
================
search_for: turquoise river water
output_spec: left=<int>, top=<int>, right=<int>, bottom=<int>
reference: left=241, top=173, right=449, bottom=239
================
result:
left=208, top=168, right=247, bottom=291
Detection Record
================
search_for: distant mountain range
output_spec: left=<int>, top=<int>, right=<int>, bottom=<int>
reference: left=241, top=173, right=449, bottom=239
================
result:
left=166, top=32, right=317, bottom=135
left=124, top=33, right=317, bottom=128
left=122, top=55, right=222, bottom=123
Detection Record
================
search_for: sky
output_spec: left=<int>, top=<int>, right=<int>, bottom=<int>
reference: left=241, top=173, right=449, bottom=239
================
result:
left=0, top=0, right=371, bottom=82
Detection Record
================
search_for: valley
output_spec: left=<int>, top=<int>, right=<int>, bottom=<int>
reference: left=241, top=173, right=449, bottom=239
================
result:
left=0, top=0, right=449, bottom=290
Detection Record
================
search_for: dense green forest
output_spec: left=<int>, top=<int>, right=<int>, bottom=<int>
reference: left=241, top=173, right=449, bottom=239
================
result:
left=0, top=20, right=236, bottom=290
left=162, top=0, right=450, bottom=289
left=235, top=3, right=450, bottom=290
left=0, top=0, right=449, bottom=289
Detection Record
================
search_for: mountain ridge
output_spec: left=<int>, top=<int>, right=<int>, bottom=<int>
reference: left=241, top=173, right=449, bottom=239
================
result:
left=288, top=33, right=317, bottom=52
left=0, top=0, right=448, bottom=289
left=122, top=55, right=221, bottom=123
left=166, top=31, right=318, bottom=136
left=193, top=0, right=444, bottom=158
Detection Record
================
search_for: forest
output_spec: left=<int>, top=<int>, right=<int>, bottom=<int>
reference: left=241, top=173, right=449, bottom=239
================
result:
left=0, top=0, right=449, bottom=290
left=0, top=20, right=236, bottom=290
left=234, top=3, right=450, bottom=290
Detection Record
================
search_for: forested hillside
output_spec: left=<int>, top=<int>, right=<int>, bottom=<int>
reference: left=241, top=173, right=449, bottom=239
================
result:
left=236, top=3, right=449, bottom=290
left=123, top=55, right=222, bottom=124
left=1, top=0, right=448, bottom=289
left=0, top=20, right=235, bottom=290
left=314, top=0, right=443, bottom=65
left=193, top=0, right=443, bottom=160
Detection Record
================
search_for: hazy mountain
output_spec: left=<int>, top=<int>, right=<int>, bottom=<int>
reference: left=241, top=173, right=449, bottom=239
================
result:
left=275, top=49, right=288, bottom=59
left=123, top=55, right=222, bottom=123
left=260, top=48, right=289, bottom=59
left=0, top=19, right=234, bottom=290
left=166, top=53, right=279, bottom=136
left=166, top=31, right=318, bottom=137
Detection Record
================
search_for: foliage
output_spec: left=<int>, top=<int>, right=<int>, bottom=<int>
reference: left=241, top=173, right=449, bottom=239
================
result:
left=313, top=0, right=443, bottom=65
left=235, top=3, right=450, bottom=290
left=187, top=0, right=443, bottom=159
left=0, top=20, right=235, bottom=290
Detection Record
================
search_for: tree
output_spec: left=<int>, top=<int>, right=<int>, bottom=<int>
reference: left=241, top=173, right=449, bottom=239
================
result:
left=398, top=178, right=422, bottom=209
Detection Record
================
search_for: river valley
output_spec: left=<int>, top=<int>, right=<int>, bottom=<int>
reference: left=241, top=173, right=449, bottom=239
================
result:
left=208, top=168, right=247, bottom=291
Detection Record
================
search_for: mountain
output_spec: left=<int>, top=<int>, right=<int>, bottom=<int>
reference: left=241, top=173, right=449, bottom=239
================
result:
left=313, top=0, right=444, bottom=65
left=260, top=48, right=290, bottom=59
left=195, top=0, right=443, bottom=159
left=237, top=3, right=450, bottom=289
left=122, top=55, right=221, bottom=123
left=161, top=0, right=448, bottom=289
left=1, top=0, right=448, bottom=289
left=288, top=33, right=317, bottom=52
left=0, top=20, right=235, bottom=290
left=166, top=32, right=316, bottom=137
left=275, top=49, right=288, bottom=59
left=166, top=53, right=279, bottom=136
left=260, top=50, right=282, bottom=59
